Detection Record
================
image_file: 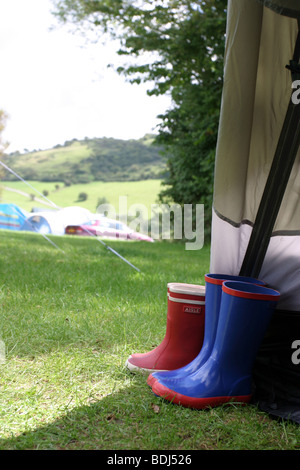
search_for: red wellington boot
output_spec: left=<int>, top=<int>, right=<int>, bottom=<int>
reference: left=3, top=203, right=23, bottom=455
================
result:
left=125, top=283, right=205, bottom=373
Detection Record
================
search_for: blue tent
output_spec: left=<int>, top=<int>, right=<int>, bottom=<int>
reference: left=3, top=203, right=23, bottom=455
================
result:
left=0, top=203, right=28, bottom=231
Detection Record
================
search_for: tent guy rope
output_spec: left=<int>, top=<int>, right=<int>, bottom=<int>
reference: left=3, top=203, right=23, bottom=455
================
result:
left=9, top=201, right=65, bottom=253
left=0, top=160, right=60, bottom=209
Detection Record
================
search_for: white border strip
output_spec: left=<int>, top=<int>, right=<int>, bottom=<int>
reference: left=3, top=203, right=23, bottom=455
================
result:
left=168, top=294, right=205, bottom=305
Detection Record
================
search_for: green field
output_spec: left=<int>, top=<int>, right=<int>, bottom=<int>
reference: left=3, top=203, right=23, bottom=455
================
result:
left=0, top=230, right=299, bottom=450
left=0, top=179, right=165, bottom=219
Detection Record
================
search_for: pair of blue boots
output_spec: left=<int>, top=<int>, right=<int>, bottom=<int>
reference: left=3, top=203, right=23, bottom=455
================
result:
left=147, top=274, right=280, bottom=409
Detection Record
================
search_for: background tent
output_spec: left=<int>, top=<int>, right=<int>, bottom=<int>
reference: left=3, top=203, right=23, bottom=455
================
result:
left=210, top=0, right=300, bottom=422
left=21, top=206, right=92, bottom=235
left=0, top=203, right=28, bottom=231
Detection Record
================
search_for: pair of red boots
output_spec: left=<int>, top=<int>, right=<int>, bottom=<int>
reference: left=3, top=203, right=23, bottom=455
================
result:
left=125, top=282, right=206, bottom=374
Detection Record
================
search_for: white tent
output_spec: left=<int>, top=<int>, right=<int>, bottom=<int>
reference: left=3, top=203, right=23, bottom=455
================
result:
left=211, top=0, right=300, bottom=422
left=21, top=206, right=92, bottom=235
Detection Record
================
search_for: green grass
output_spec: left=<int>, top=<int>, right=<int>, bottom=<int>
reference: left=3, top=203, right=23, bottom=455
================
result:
left=0, top=230, right=299, bottom=450
left=0, top=179, right=164, bottom=217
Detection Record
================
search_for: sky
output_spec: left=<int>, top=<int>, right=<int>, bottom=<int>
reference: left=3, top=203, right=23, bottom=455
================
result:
left=0, top=0, right=171, bottom=153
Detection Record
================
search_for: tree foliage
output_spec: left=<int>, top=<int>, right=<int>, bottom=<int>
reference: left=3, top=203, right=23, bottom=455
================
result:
left=52, top=0, right=227, bottom=236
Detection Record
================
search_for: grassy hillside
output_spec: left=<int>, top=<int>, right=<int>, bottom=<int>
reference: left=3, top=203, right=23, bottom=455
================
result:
left=0, top=179, right=165, bottom=218
left=4, top=135, right=166, bottom=184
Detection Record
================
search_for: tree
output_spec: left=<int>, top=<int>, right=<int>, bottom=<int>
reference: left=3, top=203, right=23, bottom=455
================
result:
left=78, top=191, right=88, bottom=202
left=52, top=0, right=227, bottom=237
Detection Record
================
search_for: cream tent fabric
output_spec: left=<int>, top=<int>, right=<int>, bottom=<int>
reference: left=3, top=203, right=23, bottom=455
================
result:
left=211, top=0, right=300, bottom=310
left=210, top=0, right=300, bottom=422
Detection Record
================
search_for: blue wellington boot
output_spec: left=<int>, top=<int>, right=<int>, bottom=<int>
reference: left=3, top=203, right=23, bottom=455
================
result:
left=147, top=274, right=266, bottom=388
left=150, top=281, right=280, bottom=409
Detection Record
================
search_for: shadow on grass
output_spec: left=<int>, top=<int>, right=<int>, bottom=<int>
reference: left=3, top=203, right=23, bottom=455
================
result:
left=0, top=371, right=290, bottom=452
left=0, top=375, right=198, bottom=451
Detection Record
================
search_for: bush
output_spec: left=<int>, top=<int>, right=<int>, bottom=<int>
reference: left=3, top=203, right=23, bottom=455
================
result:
left=78, top=192, right=88, bottom=202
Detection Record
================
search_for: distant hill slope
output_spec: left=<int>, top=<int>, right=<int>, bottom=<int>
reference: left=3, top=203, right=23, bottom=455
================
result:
left=4, top=134, right=167, bottom=183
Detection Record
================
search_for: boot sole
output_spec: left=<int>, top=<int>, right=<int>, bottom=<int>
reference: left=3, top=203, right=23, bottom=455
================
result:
left=125, top=357, right=167, bottom=374
left=151, top=380, right=251, bottom=409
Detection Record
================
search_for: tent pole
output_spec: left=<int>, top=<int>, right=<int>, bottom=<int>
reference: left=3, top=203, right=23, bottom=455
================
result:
left=239, top=26, right=300, bottom=278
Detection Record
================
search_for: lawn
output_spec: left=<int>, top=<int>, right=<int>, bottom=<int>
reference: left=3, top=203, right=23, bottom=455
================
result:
left=0, top=230, right=299, bottom=451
